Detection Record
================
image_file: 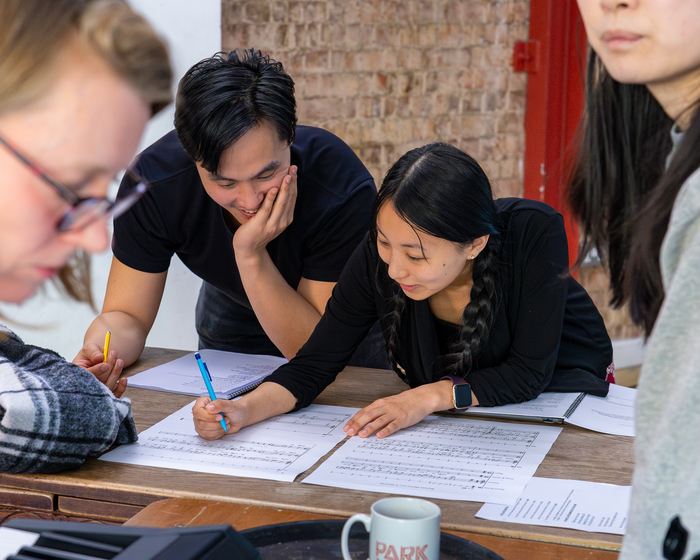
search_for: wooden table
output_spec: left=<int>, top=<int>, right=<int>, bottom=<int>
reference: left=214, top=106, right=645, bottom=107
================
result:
left=0, top=347, right=633, bottom=559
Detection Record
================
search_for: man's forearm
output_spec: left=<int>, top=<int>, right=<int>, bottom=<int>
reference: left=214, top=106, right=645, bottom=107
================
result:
left=236, top=251, right=322, bottom=360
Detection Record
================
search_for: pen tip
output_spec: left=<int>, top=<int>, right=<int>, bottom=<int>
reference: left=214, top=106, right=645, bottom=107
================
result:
left=194, top=353, right=201, bottom=359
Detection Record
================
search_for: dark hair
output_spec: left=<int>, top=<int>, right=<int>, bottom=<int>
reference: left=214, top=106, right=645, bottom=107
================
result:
left=567, top=50, right=700, bottom=335
left=370, top=143, right=501, bottom=382
left=174, top=48, right=296, bottom=173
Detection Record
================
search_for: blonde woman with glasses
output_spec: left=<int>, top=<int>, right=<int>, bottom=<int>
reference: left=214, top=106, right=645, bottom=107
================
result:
left=0, top=0, right=171, bottom=473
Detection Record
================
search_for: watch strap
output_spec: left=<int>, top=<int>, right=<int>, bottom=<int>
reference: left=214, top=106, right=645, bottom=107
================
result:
left=441, top=375, right=466, bottom=385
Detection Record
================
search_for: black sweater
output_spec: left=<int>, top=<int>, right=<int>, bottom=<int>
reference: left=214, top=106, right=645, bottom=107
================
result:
left=265, top=198, right=612, bottom=408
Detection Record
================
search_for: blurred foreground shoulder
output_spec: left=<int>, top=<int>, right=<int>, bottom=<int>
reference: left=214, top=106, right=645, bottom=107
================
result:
left=0, top=327, right=137, bottom=474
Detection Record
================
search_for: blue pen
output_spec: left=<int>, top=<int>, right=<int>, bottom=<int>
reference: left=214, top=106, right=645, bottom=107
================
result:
left=195, top=352, right=227, bottom=432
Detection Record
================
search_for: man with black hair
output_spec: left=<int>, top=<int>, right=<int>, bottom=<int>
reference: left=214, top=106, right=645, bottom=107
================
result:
left=75, top=49, right=380, bottom=378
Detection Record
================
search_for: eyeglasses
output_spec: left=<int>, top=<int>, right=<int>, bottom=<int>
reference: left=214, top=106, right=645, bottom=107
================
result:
left=0, top=132, right=150, bottom=232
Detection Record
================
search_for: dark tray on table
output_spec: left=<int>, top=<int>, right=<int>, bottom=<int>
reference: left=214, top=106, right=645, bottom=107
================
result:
left=240, top=519, right=505, bottom=560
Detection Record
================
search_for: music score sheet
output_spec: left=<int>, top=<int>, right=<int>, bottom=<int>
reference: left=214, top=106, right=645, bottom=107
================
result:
left=303, top=415, right=561, bottom=505
left=100, top=402, right=356, bottom=482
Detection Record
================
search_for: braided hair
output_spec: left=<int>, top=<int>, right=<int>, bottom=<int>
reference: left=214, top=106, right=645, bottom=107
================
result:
left=370, top=143, right=501, bottom=383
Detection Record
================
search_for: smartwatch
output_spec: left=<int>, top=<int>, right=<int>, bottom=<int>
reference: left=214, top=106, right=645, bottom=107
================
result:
left=441, top=375, right=472, bottom=410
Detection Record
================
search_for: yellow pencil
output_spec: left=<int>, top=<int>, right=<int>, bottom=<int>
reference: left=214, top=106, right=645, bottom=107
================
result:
left=103, top=331, right=111, bottom=362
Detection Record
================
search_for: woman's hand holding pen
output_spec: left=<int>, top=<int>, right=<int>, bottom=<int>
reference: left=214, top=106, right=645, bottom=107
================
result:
left=192, top=382, right=298, bottom=441
left=344, top=380, right=455, bottom=439
left=73, top=343, right=127, bottom=398
left=192, top=397, right=241, bottom=439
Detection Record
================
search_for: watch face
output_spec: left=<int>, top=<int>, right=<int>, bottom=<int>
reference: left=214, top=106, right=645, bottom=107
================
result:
left=453, top=383, right=473, bottom=408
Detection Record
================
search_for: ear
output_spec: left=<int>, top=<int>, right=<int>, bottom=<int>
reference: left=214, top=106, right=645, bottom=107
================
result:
left=469, top=234, right=490, bottom=259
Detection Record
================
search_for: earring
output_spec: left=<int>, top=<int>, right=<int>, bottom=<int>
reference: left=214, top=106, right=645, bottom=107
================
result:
left=469, top=254, right=475, bottom=260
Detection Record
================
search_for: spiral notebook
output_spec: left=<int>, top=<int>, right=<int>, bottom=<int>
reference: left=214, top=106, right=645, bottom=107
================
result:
left=462, top=391, right=585, bottom=424
left=458, top=383, right=636, bottom=436
left=126, top=349, right=287, bottom=399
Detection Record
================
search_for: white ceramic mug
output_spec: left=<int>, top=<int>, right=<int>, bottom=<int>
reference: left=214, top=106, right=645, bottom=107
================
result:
left=341, top=497, right=441, bottom=560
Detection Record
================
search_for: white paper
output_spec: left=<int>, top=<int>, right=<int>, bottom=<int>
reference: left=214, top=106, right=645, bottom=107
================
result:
left=303, top=416, right=561, bottom=505
left=463, top=392, right=581, bottom=422
left=565, top=384, right=636, bottom=437
left=0, top=527, right=39, bottom=560
left=126, top=349, right=286, bottom=397
left=460, top=386, right=637, bottom=437
left=476, top=477, right=631, bottom=535
left=100, top=402, right=357, bottom=482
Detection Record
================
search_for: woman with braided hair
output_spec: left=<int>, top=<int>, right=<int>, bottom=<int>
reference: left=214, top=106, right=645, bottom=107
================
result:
left=193, top=143, right=613, bottom=440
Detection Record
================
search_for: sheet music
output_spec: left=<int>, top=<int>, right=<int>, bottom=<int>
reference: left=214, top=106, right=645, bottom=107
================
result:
left=100, top=402, right=358, bottom=482
left=477, top=477, right=631, bottom=535
left=303, top=415, right=561, bottom=505
left=566, top=384, right=636, bottom=437
left=126, top=349, right=286, bottom=397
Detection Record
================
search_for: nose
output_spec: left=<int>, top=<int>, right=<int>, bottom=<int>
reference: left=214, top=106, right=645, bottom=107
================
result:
left=386, top=252, right=407, bottom=281
left=60, top=217, right=111, bottom=254
left=600, top=0, right=635, bottom=10
left=234, top=182, right=264, bottom=211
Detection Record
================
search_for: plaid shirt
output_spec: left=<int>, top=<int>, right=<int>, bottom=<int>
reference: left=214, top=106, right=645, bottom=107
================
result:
left=0, top=326, right=136, bottom=473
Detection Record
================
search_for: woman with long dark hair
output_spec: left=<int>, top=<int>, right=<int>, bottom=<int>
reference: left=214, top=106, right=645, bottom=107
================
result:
left=569, top=1, right=700, bottom=557
left=193, top=143, right=612, bottom=439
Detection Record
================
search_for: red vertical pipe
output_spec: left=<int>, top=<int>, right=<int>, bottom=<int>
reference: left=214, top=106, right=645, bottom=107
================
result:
left=521, top=0, right=587, bottom=269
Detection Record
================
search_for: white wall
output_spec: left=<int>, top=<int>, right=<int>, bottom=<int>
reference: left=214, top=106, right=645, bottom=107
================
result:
left=0, top=0, right=221, bottom=360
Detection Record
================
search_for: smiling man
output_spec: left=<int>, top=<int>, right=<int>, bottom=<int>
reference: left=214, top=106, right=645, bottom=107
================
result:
left=75, top=49, right=379, bottom=384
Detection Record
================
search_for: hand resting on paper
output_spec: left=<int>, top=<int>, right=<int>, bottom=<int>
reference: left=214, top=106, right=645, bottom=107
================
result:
left=73, top=345, right=127, bottom=398
left=343, top=380, right=464, bottom=439
left=192, top=382, right=298, bottom=440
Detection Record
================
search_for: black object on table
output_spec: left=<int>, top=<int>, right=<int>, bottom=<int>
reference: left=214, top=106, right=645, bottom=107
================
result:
left=4, top=518, right=260, bottom=560
left=240, top=519, right=505, bottom=560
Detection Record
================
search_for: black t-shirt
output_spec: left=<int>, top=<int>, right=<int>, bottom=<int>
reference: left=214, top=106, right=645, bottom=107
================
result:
left=265, top=198, right=613, bottom=408
left=113, top=126, right=376, bottom=355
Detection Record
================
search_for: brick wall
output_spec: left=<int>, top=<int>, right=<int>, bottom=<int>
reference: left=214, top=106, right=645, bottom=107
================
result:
left=579, top=265, right=643, bottom=341
left=222, top=0, right=529, bottom=196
